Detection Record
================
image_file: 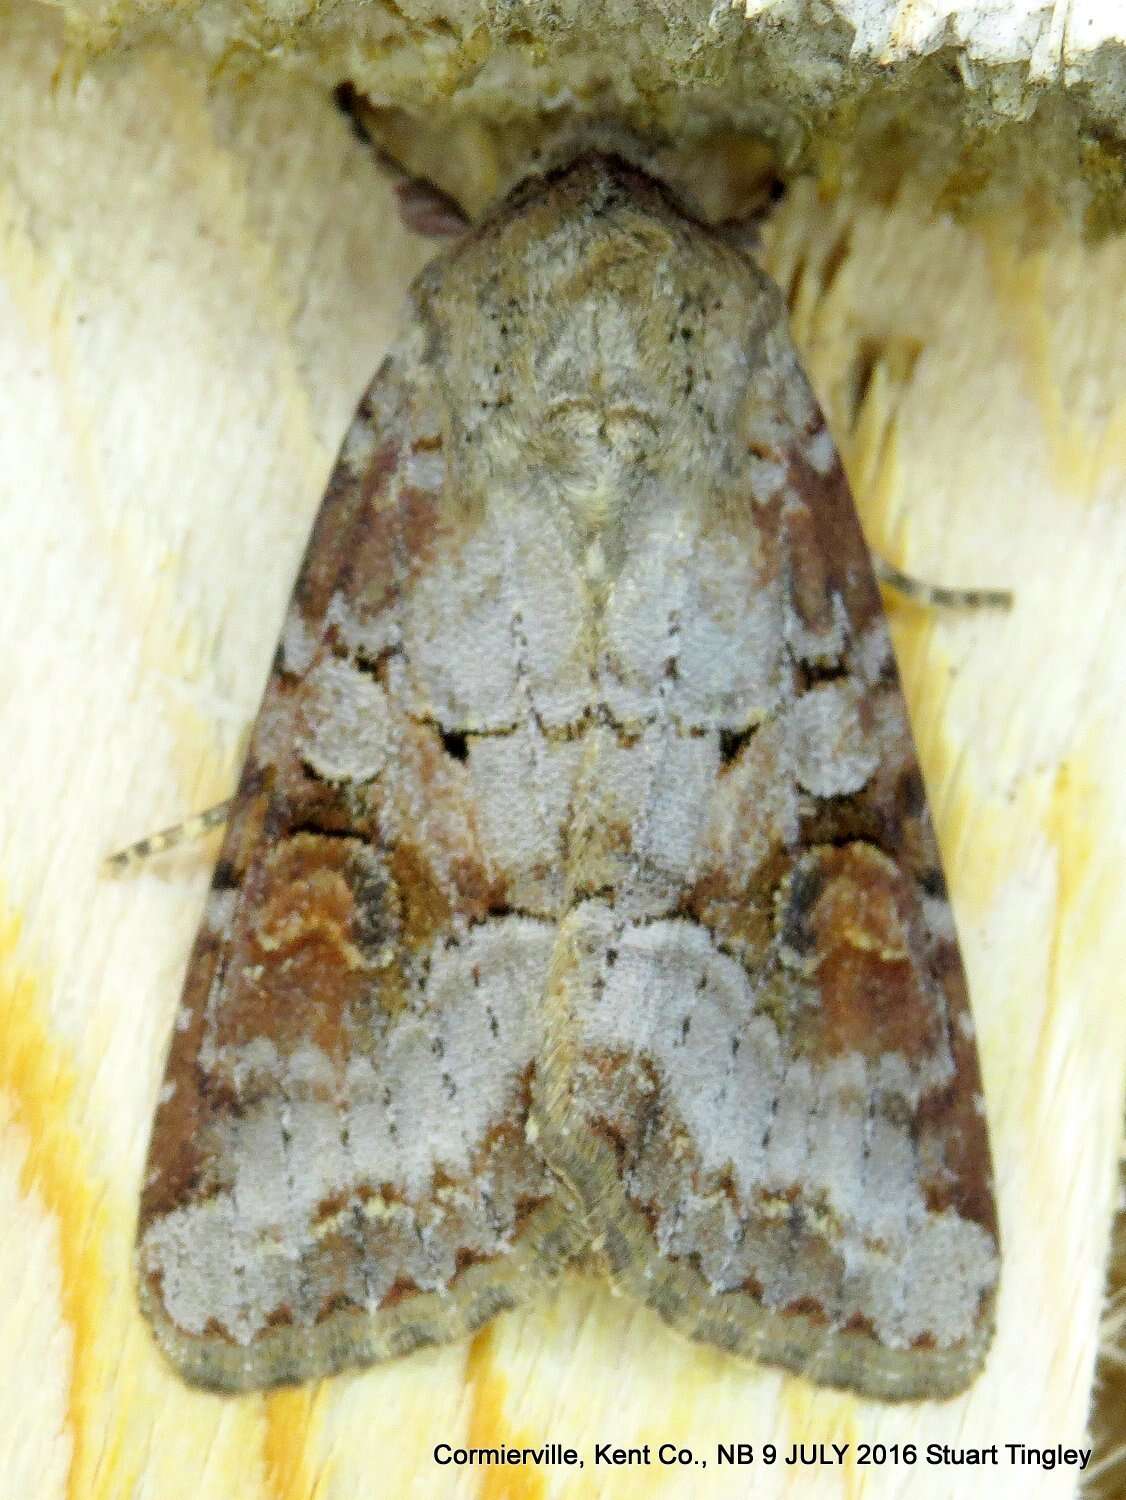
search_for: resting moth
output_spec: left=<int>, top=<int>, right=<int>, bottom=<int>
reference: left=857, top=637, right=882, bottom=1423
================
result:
left=136, top=152, right=999, bottom=1399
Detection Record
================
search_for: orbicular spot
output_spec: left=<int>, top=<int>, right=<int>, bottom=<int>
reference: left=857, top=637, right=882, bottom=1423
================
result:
left=786, top=680, right=880, bottom=799
left=297, top=655, right=392, bottom=783
left=776, top=843, right=941, bottom=1061
left=232, top=834, right=399, bottom=1056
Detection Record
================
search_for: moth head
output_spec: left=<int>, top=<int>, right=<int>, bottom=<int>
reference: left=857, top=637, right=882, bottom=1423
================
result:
left=426, top=154, right=769, bottom=495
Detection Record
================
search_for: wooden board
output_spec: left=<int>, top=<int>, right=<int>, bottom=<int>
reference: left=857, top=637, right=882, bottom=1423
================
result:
left=1, top=3, right=1123, bottom=1495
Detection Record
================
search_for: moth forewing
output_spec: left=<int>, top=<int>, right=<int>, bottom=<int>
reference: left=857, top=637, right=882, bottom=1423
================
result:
left=135, top=301, right=579, bottom=1394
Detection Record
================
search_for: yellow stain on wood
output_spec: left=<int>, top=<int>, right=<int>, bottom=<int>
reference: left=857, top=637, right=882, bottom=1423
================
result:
left=776, top=1384, right=862, bottom=1499
left=888, top=608, right=1016, bottom=936
left=0, top=900, right=108, bottom=1500
left=263, top=1385, right=327, bottom=1500
left=1035, top=745, right=1126, bottom=1101
left=1043, top=754, right=1103, bottom=981
left=465, top=1326, right=546, bottom=1500
left=985, top=232, right=1126, bottom=502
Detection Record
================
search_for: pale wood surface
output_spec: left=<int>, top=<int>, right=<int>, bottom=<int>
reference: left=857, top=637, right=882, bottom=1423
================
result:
left=1, top=3, right=1124, bottom=1497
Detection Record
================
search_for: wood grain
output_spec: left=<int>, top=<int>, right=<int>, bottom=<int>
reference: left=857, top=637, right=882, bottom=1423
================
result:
left=1, top=2, right=1123, bottom=1494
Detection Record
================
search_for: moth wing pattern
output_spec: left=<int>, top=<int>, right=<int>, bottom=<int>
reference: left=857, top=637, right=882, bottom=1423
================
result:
left=136, top=152, right=998, bottom=1400
left=521, top=159, right=999, bottom=1399
left=136, top=341, right=577, bottom=1391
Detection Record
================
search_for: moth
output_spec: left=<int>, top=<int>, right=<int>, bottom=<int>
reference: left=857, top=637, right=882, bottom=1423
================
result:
left=135, top=152, right=1000, bottom=1399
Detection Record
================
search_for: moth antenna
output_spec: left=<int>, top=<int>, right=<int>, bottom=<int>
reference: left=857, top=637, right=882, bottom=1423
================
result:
left=873, top=555, right=1012, bottom=611
left=331, top=82, right=469, bottom=239
left=103, top=800, right=232, bottom=874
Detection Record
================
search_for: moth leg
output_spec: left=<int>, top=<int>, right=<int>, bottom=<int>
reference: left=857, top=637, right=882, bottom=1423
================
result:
left=872, top=555, right=1012, bottom=611
left=103, top=800, right=232, bottom=874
